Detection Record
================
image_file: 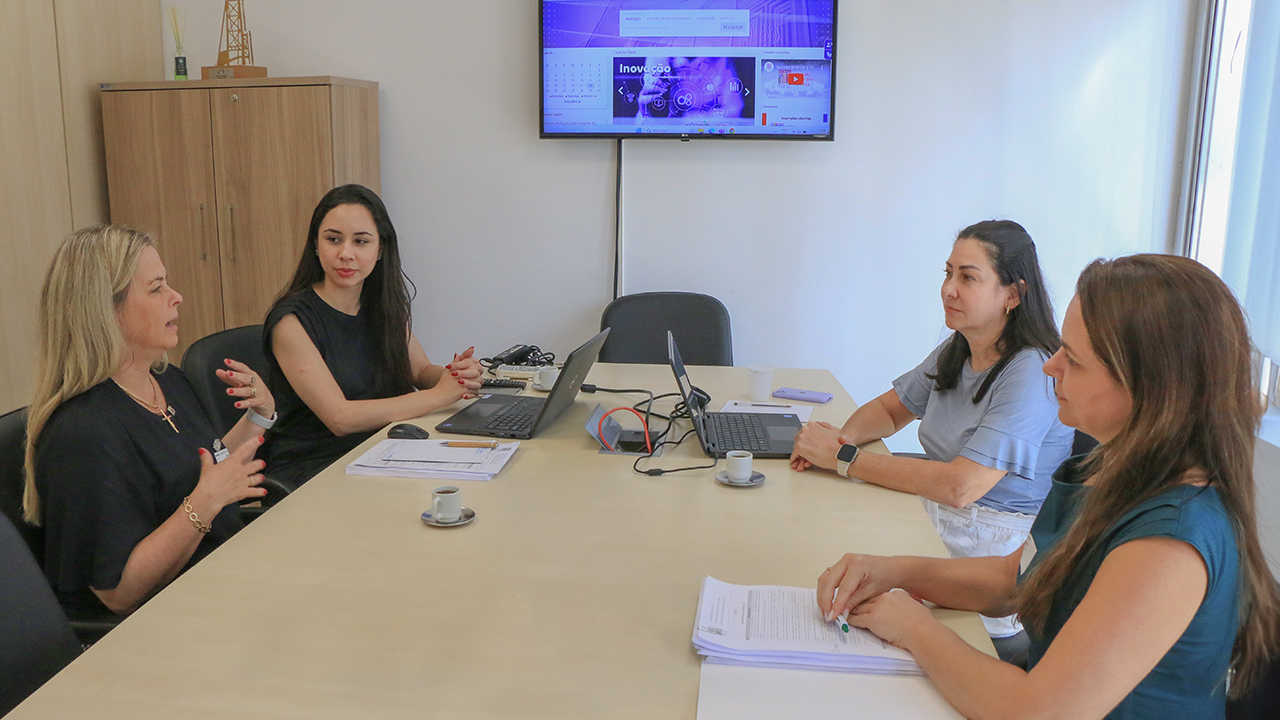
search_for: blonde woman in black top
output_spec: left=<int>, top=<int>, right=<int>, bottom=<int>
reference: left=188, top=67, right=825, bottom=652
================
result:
left=25, top=225, right=271, bottom=618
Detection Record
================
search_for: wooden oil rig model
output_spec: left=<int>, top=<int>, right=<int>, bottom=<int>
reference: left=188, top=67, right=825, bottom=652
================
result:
left=202, top=0, right=268, bottom=79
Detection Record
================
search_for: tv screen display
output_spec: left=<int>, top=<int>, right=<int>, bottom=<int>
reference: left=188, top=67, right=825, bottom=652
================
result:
left=540, top=1, right=838, bottom=140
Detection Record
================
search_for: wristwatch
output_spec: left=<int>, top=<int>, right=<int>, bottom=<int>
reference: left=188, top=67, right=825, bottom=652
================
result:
left=836, top=443, right=859, bottom=478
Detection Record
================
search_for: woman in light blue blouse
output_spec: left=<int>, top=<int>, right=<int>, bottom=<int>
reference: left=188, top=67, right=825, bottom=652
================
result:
left=792, top=220, right=1073, bottom=643
left=818, top=255, right=1280, bottom=719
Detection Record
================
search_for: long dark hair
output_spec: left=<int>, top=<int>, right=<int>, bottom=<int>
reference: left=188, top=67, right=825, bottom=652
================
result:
left=1017, top=255, right=1280, bottom=695
left=928, top=220, right=1059, bottom=402
left=273, top=184, right=416, bottom=397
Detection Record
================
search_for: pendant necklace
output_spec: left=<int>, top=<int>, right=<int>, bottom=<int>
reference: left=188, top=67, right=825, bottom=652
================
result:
left=114, top=375, right=179, bottom=433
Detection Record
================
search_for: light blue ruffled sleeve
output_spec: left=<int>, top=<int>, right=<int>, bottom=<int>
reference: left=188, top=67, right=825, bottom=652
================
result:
left=957, top=348, right=1060, bottom=481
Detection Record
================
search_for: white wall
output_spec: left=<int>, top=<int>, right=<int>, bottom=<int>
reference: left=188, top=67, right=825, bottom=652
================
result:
left=162, top=0, right=1198, bottom=451
left=622, top=0, right=1197, bottom=451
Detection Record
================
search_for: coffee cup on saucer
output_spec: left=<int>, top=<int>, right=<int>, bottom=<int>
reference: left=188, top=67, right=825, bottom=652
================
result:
left=432, top=486, right=463, bottom=523
left=726, top=451, right=753, bottom=484
left=534, top=365, right=560, bottom=390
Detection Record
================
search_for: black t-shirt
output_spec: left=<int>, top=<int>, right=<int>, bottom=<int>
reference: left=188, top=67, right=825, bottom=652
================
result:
left=261, top=288, right=382, bottom=485
left=34, top=366, right=242, bottom=620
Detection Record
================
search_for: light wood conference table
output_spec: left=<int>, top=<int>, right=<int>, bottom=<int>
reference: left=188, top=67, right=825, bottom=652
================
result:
left=12, top=364, right=992, bottom=719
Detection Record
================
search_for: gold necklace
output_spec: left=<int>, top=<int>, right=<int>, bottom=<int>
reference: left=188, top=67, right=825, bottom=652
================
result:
left=113, top=376, right=179, bottom=433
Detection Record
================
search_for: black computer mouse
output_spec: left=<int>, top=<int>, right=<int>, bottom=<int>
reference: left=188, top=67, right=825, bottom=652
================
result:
left=387, top=423, right=430, bottom=440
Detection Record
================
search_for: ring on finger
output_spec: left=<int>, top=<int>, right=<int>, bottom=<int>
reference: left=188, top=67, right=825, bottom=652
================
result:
left=250, top=386, right=258, bottom=399
left=249, top=375, right=255, bottom=386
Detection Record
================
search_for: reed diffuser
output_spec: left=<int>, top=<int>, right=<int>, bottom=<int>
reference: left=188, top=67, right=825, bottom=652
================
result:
left=170, top=7, right=187, bottom=80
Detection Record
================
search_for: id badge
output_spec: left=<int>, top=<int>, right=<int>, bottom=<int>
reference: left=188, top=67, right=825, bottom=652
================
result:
left=212, top=439, right=230, bottom=464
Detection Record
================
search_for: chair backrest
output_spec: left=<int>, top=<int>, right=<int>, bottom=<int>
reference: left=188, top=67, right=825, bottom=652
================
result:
left=599, top=292, right=732, bottom=366
left=0, top=512, right=81, bottom=716
left=180, top=325, right=268, bottom=436
left=1071, top=430, right=1099, bottom=456
left=1228, top=654, right=1280, bottom=720
left=0, top=407, right=43, bottom=562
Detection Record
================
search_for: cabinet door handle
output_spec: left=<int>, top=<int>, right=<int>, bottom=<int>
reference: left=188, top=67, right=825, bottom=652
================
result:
left=227, top=205, right=237, bottom=263
left=198, top=203, right=208, bottom=261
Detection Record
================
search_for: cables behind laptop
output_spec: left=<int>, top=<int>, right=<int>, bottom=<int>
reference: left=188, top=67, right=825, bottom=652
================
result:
left=579, top=384, right=717, bottom=475
left=631, top=429, right=718, bottom=476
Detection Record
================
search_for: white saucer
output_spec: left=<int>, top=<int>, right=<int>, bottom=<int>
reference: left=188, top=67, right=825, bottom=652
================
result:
left=421, top=507, right=476, bottom=527
left=715, top=470, right=765, bottom=487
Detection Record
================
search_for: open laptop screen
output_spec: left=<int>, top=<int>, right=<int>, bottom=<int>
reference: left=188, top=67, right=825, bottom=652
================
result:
left=531, top=328, right=611, bottom=435
left=667, top=331, right=709, bottom=443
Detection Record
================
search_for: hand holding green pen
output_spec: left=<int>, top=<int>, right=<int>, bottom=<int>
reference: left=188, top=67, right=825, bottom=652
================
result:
left=833, top=589, right=850, bottom=633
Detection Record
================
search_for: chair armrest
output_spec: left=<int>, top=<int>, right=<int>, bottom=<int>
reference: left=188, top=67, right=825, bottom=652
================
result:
left=70, top=617, right=120, bottom=647
left=237, top=475, right=295, bottom=524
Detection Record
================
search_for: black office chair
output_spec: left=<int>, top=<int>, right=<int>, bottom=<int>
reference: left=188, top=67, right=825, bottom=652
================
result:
left=0, top=512, right=82, bottom=716
left=0, top=407, right=42, bottom=560
left=1071, top=430, right=1099, bottom=456
left=1, top=407, right=122, bottom=646
left=181, top=325, right=271, bottom=436
left=181, top=325, right=293, bottom=511
left=1228, top=652, right=1280, bottom=719
left=599, top=292, right=733, bottom=366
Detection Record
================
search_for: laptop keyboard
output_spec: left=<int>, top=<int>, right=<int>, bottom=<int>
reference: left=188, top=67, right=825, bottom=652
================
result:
left=707, top=413, right=770, bottom=452
left=481, top=397, right=541, bottom=432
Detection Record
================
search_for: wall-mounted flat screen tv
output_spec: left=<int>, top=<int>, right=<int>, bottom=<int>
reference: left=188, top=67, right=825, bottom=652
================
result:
left=540, top=0, right=838, bottom=140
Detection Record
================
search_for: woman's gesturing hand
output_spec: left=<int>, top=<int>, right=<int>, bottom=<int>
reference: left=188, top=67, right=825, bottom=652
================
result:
left=218, top=358, right=275, bottom=417
left=190, top=436, right=268, bottom=518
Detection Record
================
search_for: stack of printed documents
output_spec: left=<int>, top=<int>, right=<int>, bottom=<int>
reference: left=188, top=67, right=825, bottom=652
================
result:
left=692, top=577, right=922, bottom=676
left=346, top=439, right=519, bottom=481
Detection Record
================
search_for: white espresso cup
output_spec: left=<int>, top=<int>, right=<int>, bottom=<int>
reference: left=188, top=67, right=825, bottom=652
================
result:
left=536, top=365, right=561, bottom=390
left=432, top=485, right=463, bottom=523
left=726, top=450, right=753, bottom=483
left=748, top=365, right=774, bottom=402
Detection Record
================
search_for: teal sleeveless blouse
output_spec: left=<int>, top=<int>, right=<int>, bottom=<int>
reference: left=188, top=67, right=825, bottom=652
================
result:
left=1021, top=457, right=1240, bottom=719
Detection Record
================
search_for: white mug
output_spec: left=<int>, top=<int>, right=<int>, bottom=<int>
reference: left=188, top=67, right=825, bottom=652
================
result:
left=536, top=365, right=561, bottom=390
left=748, top=365, right=774, bottom=402
left=432, top=485, right=463, bottom=523
left=726, top=450, right=753, bottom=483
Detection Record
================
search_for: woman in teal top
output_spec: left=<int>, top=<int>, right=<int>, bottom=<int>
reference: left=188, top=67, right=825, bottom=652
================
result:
left=1026, top=456, right=1240, bottom=716
left=814, top=255, right=1280, bottom=719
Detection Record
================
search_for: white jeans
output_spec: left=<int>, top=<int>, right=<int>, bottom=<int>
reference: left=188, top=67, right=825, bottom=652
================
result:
left=920, top=497, right=1036, bottom=638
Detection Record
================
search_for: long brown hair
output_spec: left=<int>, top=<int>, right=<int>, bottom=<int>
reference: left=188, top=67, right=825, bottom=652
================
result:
left=24, top=225, right=158, bottom=525
left=1016, top=254, right=1280, bottom=693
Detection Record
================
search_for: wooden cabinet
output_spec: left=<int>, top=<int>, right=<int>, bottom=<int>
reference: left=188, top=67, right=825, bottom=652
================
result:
left=101, top=76, right=379, bottom=357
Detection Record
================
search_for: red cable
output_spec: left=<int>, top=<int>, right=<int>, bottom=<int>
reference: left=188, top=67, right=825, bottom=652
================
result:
left=597, top=406, right=652, bottom=454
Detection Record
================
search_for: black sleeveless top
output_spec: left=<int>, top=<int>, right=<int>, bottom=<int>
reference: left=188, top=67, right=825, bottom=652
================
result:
left=262, top=288, right=383, bottom=485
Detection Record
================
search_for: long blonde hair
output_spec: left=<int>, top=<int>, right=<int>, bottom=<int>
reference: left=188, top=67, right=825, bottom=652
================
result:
left=1016, top=254, right=1280, bottom=694
left=23, top=225, right=158, bottom=526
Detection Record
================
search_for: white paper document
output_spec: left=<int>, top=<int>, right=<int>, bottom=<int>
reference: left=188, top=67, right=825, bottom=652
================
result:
left=696, top=662, right=961, bottom=720
left=345, top=439, right=519, bottom=481
left=692, top=576, right=921, bottom=675
left=718, top=400, right=814, bottom=423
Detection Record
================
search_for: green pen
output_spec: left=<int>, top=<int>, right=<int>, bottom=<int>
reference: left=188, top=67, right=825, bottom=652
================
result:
left=831, top=589, right=850, bottom=633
